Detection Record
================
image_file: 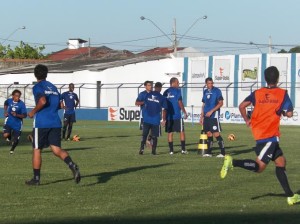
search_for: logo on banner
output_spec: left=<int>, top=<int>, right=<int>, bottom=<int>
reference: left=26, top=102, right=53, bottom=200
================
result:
left=109, top=107, right=117, bottom=121
left=225, top=111, right=230, bottom=120
left=215, top=67, right=230, bottom=81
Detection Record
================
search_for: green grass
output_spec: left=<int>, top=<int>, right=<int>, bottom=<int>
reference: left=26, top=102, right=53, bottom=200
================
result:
left=0, top=120, right=300, bottom=224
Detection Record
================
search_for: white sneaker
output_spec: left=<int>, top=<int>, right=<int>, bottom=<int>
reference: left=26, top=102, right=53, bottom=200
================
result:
left=181, top=150, right=188, bottom=154
left=216, top=154, right=225, bottom=158
left=10, top=150, right=14, bottom=155
left=169, top=151, right=174, bottom=155
left=202, top=154, right=212, bottom=157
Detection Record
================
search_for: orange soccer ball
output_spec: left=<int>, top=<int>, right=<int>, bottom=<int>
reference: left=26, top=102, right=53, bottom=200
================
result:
left=227, top=134, right=236, bottom=141
left=72, top=135, right=81, bottom=142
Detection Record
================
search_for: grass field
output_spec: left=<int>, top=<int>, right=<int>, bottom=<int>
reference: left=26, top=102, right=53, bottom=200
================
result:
left=0, top=120, right=300, bottom=224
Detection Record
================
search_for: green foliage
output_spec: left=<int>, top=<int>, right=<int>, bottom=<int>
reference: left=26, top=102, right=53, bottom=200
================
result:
left=288, top=46, right=300, bottom=53
left=0, top=120, right=300, bottom=224
left=0, top=41, right=45, bottom=59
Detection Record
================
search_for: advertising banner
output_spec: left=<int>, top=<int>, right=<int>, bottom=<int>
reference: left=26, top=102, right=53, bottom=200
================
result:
left=270, top=57, right=288, bottom=87
left=241, top=57, right=259, bottom=91
left=108, top=107, right=300, bottom=125
left=213, top=59, right=231, bottom=83
left=190, top=59, right=207, bottom=91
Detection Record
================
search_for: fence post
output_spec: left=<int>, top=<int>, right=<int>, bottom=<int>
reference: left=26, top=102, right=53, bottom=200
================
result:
left=96, top=81, right=101, bottom=108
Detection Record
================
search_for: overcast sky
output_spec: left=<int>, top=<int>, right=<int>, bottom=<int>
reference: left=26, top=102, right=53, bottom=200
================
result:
left=1, top=0, right=299, bottom=55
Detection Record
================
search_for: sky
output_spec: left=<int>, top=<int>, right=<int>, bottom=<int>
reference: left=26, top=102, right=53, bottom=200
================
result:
left=1, top=0, right=299, bottom=55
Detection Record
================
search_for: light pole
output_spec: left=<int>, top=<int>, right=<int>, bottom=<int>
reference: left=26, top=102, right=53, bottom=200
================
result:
left=140, top=16, right=172, bottom=43
left=1, top=26, right=26, bottom=45
left=141, top=16, right=207, bottom=55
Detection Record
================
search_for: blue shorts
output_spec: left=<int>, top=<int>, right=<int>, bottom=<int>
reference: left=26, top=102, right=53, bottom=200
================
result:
left=143, top=122, right=161, bottom=137
left=165, top=119, right=184, bottom=133
left=3, top=124, right=21, bottom=141
left=63, top=113, right=76, bottom=123
left=255, top=141, right=283, bottom=164
left=32, top=128, right=61, bottom=150
left=203, top=117, right=221, bottom=133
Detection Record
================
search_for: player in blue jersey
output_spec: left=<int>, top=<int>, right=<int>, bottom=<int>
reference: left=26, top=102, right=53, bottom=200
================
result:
left=139, top=82, right=167, bottom=155
left=200, top=77, right=225, bottom=158
left=135, top=80, right=153, bottom=147
left=61, top=83, right=80, bottom=141
left=3, top=89, right=27, bottom=154
left=25, top=64, right=81, bottom=186
left=163, top=77, right=188, bottom=155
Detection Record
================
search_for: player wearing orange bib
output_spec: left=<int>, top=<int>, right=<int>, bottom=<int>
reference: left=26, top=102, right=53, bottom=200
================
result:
left=220, top=66, right=300, bottom=205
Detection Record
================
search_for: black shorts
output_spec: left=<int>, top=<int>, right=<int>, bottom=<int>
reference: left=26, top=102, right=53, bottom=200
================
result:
left=255, top=141, right=283, bottom=164
left=3, top=124, right=21, bottom=141
left=203, top=117, right=221, bottom=133
left=143, top=122, right=161, bottom=137
left=32, top=128, right=61, bottom=150
left=63, top=113, right=76, bottom=123
left=165, top=119, right=184, bottom=133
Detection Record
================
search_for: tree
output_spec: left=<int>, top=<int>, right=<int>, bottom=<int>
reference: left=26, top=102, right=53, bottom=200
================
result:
left=0, top=41, right=45, bottom=59
left=288, top=46, right=300, bottom=53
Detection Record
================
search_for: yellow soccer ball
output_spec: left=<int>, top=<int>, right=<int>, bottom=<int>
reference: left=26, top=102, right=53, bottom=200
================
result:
left=227, top=134, right=236, bottom=141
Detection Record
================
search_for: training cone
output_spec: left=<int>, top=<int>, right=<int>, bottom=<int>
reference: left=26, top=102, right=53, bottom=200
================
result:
left=198, top=130, right=208, bottom=155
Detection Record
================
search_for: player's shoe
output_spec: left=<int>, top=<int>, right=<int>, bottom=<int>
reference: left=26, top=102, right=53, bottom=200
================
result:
left=25, top=178, right=40, bottom=186
left=216, top=154, right=225, bottom=158
left=181, top=150, right=188, bottom=154
left=66, top=138, right=71, bottom=141
left=169, top=151, right=174, bottom=155
left=10, top=150, right=14, bottom=155
left=287, top=194, right=300, bottom=205
left=151, top=149, right=156, bottom=155
left=6, top=138, right=11, bottom=142
left=202, top=154, right=212, bottom=157
left=27, top=134, right=33, bottom=143
left=220, top=155, right=233, bottom=179
left=71, top=164, right=81, bottom=184
left=139, top=148, right=144, bottom=155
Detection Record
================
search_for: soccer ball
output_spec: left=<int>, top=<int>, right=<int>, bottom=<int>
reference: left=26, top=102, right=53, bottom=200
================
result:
left=227, top=134, right=236, bottom=141
left=72, top=135, right=81, bottom=142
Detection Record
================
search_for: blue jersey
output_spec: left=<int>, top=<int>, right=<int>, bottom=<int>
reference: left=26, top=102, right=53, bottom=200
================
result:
left=33, top=80, right=62, bottom=128
left=136, top=90, right=150, bottom=117
left=163, top=87, right=182, bottom=120
left=61, top=91, right=79, bottom=114
left=4, top=98, right=27, bottom=131
left=143, top=91, right=167, bottom=125
left=202, top=87, right=223, bottom=118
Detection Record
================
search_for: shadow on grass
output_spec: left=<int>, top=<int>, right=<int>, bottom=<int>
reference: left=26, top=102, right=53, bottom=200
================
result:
left=15, top=213, right=300, bottom=224
left=41, top=164, right=171, bottom=186
left=85, top=163, right=171, bottom=186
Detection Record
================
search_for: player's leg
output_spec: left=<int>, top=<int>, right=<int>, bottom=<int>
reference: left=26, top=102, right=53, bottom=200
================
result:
left=166, top=120, right=174, bottom=154
left=9, top=130, right=21, bottom=154
left=179, top=119, right=187, bottom=154
left=3, top=124, right=12, bottom=142
left=150, top=124, right=159, bottom=155
left=213, top=118, right=225, bottom=157
left=62, top=114, right=68, bottom=140
left=140, top=123, right=150, bottom=154
left=66, top=114, right=76, bottom=140
left=26, top=128, right=44, bottom=185
left=49, top=128, right=81, bottom=183
left=203, top=118, right=213, bottom=157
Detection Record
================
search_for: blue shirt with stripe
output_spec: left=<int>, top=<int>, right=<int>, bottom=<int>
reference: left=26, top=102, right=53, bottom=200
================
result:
left=136, top=90, right=150, bottom=117
left=4, top=98, right=27, bottom=131
left=33, top=80, right=62, bottom=128
left=202, top=87, right=223, bottom=118
left=163, top=87, right=183, bottom=120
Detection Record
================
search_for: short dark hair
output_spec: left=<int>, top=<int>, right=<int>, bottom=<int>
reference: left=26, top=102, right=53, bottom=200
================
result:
left=205, top=77, right=213, bottom=83
left=264, top=66, right=279, bottom=85
left=34, top=64, right=48, bottom=80
left=143, top=80, right=153, bottom=86
left=12, top=89, right=21, bottom=96
left=154, top=82, right=162, bottom=88
left=170, top=77, right=178, bottom=85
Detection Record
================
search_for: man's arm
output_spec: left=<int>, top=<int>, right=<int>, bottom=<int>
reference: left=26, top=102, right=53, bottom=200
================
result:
left=205, top=100, right=223, bottom=118
left=239, top=100, right=252, bottom=127
left=28, top=96, right=47, bottom=118
left=3, top=104, right=8, bottom=117
left=178, top=100, right=187, bottom=119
